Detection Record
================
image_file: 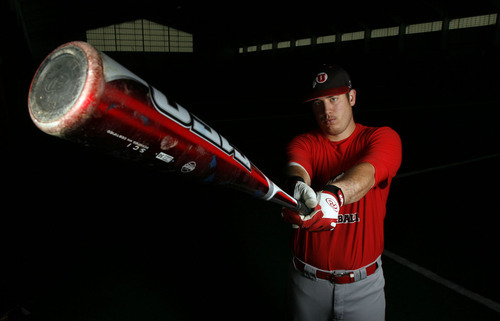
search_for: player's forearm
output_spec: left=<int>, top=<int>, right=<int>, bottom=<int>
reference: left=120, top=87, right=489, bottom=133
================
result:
left=287, top=162, right=375, bottom=205
left=287, top=164, right=311, bottom=186
left=330, top=162, right=375, bottom=205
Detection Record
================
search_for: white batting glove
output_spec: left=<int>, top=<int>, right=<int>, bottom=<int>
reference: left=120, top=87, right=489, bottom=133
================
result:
left=281, top=185, right=344, bottom=232
left=307, top=186, right=343, bottom=231
left=293, top=180, right=318, bottom=208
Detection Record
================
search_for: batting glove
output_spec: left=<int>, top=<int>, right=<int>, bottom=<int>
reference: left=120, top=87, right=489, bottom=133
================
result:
left=285, top=176, right=318, bottom=208
left=281, top=185, right=344, bottom=232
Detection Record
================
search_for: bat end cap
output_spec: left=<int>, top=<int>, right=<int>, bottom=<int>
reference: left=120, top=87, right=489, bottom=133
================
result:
left=28, top=41, right=104, bottom=135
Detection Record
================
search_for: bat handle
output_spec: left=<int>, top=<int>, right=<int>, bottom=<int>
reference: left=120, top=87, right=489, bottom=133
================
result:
left=295, top=201, right=313, bottom=216
left=266, top=182, right=312, bottom=215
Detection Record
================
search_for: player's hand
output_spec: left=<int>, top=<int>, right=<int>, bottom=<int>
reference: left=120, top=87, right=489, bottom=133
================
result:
left=281, top=185, right=344, bottom=232
left=292, top=180, right=318, bottom=208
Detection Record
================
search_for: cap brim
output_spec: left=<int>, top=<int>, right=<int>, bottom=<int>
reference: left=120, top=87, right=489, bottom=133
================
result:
left=303, top=86, right=351, bottom=103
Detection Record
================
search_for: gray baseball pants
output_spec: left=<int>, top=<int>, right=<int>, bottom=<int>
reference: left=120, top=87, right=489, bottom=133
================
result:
left=289, top=256, right=385, bottom=321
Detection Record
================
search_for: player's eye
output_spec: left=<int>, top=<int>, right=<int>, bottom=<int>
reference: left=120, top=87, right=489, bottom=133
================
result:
left=312, top=100, right=323, bottom=107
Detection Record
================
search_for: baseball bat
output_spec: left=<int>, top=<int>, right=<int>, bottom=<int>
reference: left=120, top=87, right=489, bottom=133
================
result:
left=28, top=41, right=309, bottom=215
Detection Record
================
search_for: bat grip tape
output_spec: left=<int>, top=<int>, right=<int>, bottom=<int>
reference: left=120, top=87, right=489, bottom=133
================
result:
left=295, top=201, right=313, bottom=216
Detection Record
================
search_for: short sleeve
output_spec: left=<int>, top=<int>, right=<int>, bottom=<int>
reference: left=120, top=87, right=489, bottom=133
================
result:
left=286, top=134, right=314, bottom=180
left=356, top=127, right=402, bottom=186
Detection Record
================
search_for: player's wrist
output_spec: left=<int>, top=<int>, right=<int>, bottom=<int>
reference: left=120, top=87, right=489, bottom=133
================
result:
left=322, top=184, right=345, bottom=207
left=289, top=175, right=305, bottom=184
left=284, top=175, right=305, bottom=197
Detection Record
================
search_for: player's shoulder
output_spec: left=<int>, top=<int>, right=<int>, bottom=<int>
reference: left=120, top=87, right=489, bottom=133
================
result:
left=292, top=129, right=326, bottom=142
left=357, top=123, right=400, bottom=140
left=288, top=129, right=327, bottom=150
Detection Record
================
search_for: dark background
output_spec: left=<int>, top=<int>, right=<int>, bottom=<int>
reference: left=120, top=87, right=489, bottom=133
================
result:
left=2, top=1, right=500, bottom=320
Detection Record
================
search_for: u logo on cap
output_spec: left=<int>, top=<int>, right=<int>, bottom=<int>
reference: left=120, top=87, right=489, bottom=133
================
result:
left=313, top=72, right=328, bottom=88
left=316, top=72, right=328, bottom=83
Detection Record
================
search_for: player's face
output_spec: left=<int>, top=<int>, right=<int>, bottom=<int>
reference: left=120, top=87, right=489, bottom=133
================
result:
left=312, top=90, right=356, bottom=141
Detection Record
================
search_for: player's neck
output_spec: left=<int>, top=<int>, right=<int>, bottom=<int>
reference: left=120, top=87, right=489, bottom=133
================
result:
left=324, top=120, right=357, bottom=142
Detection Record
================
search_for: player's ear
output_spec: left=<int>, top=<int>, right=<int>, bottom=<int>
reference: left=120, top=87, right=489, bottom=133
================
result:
left=348, top=89, right=356, bottom=106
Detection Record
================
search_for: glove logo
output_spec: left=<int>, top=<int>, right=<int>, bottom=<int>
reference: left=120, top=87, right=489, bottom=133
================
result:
left=325, top=198, right=339, bottom=211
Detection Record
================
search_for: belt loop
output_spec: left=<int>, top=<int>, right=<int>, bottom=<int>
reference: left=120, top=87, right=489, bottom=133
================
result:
left=303, top=263, right=318, bottom=281
left=353, top=256, right=381, bottom=282
left=357, top=268, right=367, bottom=281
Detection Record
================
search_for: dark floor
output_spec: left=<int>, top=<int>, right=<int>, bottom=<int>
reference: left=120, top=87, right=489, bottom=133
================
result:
left=2, top=155, right=500, bottom=321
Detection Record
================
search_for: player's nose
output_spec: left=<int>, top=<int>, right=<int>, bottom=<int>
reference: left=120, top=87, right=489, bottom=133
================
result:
left=323, top=100, right=336, bottom=114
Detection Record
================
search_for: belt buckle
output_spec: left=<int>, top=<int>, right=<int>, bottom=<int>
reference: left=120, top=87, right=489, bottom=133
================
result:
left=331, top=271, right=355, bottom=283
left=333, top=271, right=350, bottom=277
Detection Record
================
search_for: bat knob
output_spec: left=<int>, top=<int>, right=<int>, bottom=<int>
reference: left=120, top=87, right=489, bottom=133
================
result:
left=296, top=201, right=313, bottom=216
left=28, top=42, right=104, bottom=135
left=30, top=46, right=87, bottom=123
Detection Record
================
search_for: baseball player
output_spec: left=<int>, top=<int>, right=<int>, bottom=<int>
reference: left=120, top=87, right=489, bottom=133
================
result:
left=282, top=65, right=402, bottom=321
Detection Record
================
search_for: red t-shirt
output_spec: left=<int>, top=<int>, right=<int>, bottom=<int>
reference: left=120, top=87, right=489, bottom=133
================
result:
left=287, top=123, right=402, bottom=270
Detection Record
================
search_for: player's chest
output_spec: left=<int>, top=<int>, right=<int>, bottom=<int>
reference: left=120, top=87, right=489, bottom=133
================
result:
left=312, top=142, right=365, bottom=173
